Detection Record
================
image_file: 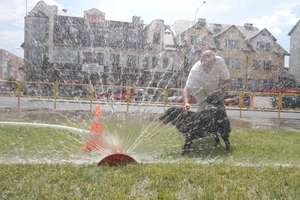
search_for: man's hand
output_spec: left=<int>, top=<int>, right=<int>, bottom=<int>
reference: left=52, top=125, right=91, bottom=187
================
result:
left=221, top=79, right=230, bottom=92
left=184, top=102, right=190, bottom=110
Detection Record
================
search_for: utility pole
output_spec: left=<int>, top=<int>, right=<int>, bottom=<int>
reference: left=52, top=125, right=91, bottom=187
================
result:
left=26, top=0, right=28, bottom=16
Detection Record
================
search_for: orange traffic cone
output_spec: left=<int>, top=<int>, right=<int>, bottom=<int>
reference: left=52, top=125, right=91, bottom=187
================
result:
left=90, top=105, right=104, bottom=135
left=81, top=105, right=106, bottom=152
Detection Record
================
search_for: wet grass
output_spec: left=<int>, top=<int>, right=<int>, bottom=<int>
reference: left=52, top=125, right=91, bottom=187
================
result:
left=0, top=125, right=86, bottom=161
left=102, top=116, right=300, bottom=165
left=0, top=123, right=300, bottom=199
left=0, top=123, right=300, bottom=165
left=228, top=128, right=300, bottom=165
left=0, top=163, right=299, bottom=200
left=162, top=128, right=300, bottom=166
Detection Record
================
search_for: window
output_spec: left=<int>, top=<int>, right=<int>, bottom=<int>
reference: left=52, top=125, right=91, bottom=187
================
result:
left=191, top=35, right=199, bottom=45
left=69, top=26, right=79, bottom=42
left=258, top=80, right=264, bottom=89
left=257, top=41, right=271, bottom=51
left=214, top=39, right=221, bottom=49
left=153, top=32, right=161, bottom=44
left=263, top=60, right=272, bottom=71
left=163, top=57, right=169, bottom=68
left=152, top=56, right=158, bottom=68
left=253, top=59, right=262, bottom=69
left=191, top=35, right=206, bottom=46
left=265, top=43, right=271, bottom=51
left=143, top=57, right=149, bottom=68
left=253, top=60, right=272, bottom=70
left=232, top=59, right=241, bottom=69
left=94, top=34, right=105, bottom=47
left=96, top=52, right=104, bottom=65
left=257, top=41, right=265, bottom=50
left=110, top=54, right=120, bottom=66
left=248, top=79, right=257, bottom=91
left=225, top=39, right=239, bottom=49
left=231, top=78, right=243, bottom=90
left=225, top=58, right=240, bottom=69
left=82, top=52, right=93, bottom=63
left=127, top=55, right=137, bottom=67
left=263, top=79, right=273, bottom=89
left=104, top=66, right=110, bottom=73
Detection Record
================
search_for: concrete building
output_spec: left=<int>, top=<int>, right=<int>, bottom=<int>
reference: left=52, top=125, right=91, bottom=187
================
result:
left=288, top=20, right=300, bottom=83
left=173, top=19, right=288, bottom=91
left=0, top=49, right=24, bottom=81
left=23, top=1, right=182, bottom=88
left=24, top=1, right=288, bottom=91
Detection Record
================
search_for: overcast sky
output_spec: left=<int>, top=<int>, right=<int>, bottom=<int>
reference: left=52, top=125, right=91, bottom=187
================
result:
left=0, top=0, right=299, bottom=65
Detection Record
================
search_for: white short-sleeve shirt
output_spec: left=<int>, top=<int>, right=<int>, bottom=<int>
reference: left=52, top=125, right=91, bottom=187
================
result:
left=185, top=56, right=230, bottom=109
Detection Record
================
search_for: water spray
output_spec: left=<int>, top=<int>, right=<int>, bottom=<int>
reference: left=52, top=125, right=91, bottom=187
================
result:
left=81, top=104, right=137, bottom=166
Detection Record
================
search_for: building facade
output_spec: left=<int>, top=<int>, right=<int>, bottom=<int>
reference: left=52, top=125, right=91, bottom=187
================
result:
left=0, top=49, right=24, bottom=81
left=289, top=20, right=300, bottom=83
left=23, top=1, right=183, bottom=88
left=24, top=1, right=288, bottom=91
left=173, top=19, right=288, bottom=91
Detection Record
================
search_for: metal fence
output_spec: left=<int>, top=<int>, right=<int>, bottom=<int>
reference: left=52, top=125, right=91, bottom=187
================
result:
left=0, top=80, right=299, bottom=117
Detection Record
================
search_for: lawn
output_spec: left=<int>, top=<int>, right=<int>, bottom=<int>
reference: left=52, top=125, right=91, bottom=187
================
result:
left=0, top=164, right=299, bottom=199
left=1, top=120, right=300, bottom=165
left=0, top=121, right=300, bottom=199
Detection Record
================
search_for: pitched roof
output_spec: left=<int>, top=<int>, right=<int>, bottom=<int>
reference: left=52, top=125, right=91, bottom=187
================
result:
left=172, top=20, right=260, bottom=39
left=84, top=8, right=105, bottom=16
left=273, top=43, right=289, bottom=56
left=172, top=20, right=289, bottom=55
left=172, top=20, right=194, bottom=35
left=172, top=21, right=216, bottom=37
left=0, top=49, right=23, bottom=61
left=214, top=25, right=246, bottom=38
left=288, top=20, right=300, bottom=36
left=247, top=28, right=277, bottom=41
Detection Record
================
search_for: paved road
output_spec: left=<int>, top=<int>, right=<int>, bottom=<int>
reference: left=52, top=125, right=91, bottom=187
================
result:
left=1, top=96, right=300, bottom=120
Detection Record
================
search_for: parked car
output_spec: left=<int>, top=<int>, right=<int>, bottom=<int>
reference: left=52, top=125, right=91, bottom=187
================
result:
left=112, top=91, right=127, bottom=101
left=272, top=95, right=300, bottom=108
left=224, top=95, right=250, bottom=106
left=135, top=89, right=145, bottom=101
left=168, top=95, right=197, bottom=104
left=97, top=92, right=111, bottom=99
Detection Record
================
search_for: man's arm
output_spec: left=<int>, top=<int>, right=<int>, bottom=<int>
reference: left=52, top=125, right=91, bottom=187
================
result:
left=183, top=60, right=200, bottom=109
left=218, top=57, right=231, bottom=92
left=183, top=87, right=190, bottom=109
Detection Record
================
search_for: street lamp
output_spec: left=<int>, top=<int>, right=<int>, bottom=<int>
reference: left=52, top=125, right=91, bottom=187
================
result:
left=194, top=1, right=207, bottom=22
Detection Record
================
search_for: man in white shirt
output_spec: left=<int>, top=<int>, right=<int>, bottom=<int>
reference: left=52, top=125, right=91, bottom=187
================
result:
left=183, top=50, right=230, bottom=111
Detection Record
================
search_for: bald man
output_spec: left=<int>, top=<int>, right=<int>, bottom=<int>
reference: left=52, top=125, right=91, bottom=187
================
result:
left=183, top=50, right=230, bottom=111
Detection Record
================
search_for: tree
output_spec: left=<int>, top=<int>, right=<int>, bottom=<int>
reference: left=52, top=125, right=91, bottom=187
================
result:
left=277, top=68, right=296, bottom=89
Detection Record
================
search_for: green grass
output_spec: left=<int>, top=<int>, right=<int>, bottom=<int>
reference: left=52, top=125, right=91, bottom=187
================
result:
left=0, top=125, right=86, bottom=160
left=0, top=123, right=300, bottom=199
left=1, top=122, right=300, bottom=165
left=0, top=164, right=299, bottom=200
left=229, top=129, right=300, bottom=165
